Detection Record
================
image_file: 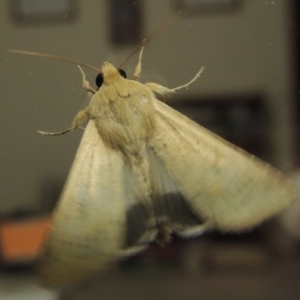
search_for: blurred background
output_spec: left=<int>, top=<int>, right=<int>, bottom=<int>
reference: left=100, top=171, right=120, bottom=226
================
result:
left=1, top=0, right=300, bottom=299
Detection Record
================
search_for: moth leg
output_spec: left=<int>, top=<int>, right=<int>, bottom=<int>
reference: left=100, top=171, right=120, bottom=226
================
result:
left=38, top=108, right=88, bottom=136
left=77, top=65, right=97, bottom=94
left=70, top=108, right=89, bottom=129
left=171, top=67, right=205, bottom=92
left=145, top=82, right=175, bottom=97
left=38, top=128, right=73, bottom=136
left=177, top=222, right=213, bottom=238
left=145, top=67, right=205, bottom=97
left=132, top=39, right=146, bottom=80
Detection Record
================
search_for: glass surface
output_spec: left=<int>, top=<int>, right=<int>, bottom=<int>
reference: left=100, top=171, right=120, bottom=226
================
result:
left=0, top=1, right=300, bottom=299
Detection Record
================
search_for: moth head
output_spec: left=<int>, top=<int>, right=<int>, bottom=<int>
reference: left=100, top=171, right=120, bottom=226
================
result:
left=95, top=62, right=127, bottom=88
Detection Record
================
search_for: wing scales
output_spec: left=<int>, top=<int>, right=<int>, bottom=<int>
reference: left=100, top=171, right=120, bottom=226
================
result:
left=38, top=121, right=152, bottom=286
left=148, top=148, right=207, bottom=238
left=39, top=101, right=296, bottom=286
left=149, top=100, right=296, bottom=231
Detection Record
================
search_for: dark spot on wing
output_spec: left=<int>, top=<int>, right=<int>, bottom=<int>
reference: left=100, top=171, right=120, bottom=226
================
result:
left=155, top=192, right=203, bottom=226
left=125, top=203, right=152, bottom=248
left=124, top=192, right=205, bottom=249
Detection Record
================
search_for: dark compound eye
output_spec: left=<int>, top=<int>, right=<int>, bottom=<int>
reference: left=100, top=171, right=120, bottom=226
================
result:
left=95, top=73, right=103, bottom=88
left=95, top=69, right=126, bottom=89
left=119, top=69, right=126, bottom=78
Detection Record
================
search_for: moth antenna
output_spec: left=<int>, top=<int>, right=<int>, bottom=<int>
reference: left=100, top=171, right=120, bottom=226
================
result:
left=117, top=38, right=146, bottom=70
left=7, top=50, right=102, bottom=73
left=117, top=8, right=191, bottom=69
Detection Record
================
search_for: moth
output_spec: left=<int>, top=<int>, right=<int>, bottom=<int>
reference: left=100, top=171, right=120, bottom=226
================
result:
left=10, top=40, right=296, bottom=288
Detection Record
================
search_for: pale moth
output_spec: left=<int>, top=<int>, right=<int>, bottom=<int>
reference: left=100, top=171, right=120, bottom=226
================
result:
left=11, top=41, right=295, bottom=287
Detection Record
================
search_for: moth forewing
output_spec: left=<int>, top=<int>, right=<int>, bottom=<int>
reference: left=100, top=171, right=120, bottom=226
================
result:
left=150, top=100, right=296, bottom=231
left=39, top=121, right=128, bottom=286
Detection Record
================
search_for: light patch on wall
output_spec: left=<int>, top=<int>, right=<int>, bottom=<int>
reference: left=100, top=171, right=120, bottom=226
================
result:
left=19, top=0, right=69, bottom=14
left=9, top=0, right=79, bottom=25
left=171, top=0, right=243, bottom=13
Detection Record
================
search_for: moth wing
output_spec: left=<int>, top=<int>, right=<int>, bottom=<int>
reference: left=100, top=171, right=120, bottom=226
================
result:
left=38, top=121, right=153, bottom=287
left=148, top=148, right=209, bottom=239
left=149, top=100, right=296, bottom=232
left=120, top=157, right=158, bottom=252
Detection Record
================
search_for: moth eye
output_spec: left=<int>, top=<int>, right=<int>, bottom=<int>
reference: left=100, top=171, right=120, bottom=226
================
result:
left=95, top=73, right=103, bottom=88
left=119, top=69, right=127, bottom=78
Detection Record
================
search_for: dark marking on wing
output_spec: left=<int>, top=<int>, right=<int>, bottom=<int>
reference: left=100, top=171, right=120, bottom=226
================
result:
left=155, top=192, right=203, bottom=226
left=124, top=202, right=153, bottom=247
left=124, top=192, right=205, bottom=248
